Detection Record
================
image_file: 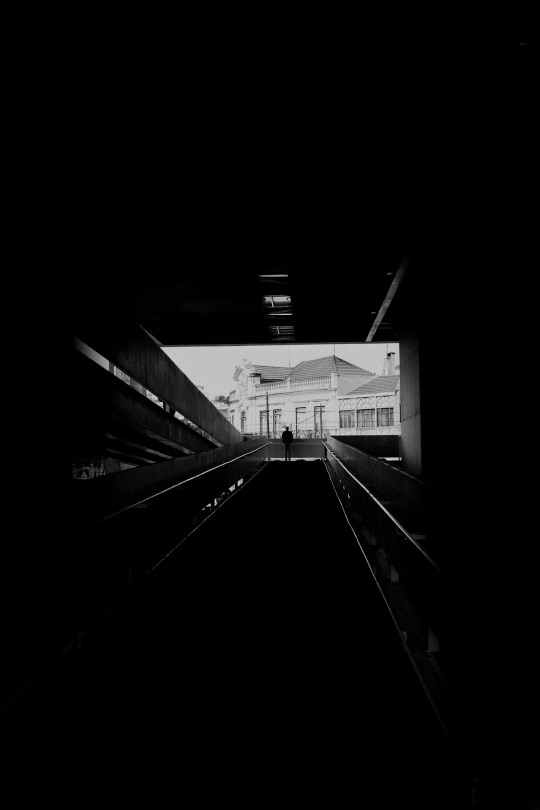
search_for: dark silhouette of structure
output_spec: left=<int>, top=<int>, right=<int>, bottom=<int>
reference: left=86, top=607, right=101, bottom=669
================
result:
left=3, top=40, right=536, bottom=808
left=282, top=426, right=293, bottom=460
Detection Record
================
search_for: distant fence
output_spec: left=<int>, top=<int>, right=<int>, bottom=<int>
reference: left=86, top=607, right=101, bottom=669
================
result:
left=262, top=439, right=327, bottom=459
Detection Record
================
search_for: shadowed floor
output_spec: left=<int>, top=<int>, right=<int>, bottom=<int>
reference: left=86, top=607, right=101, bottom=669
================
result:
left=4, top=461, right=470, bottom=807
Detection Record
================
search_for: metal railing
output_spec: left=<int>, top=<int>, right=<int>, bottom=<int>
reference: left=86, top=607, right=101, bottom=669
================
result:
left=322, top=455, right=474, bottom=798
left=324, top=436, right=449, bottom=664
left=4, top=440, right=271, bottom=715
left=245, top=426, right=401, bottom=440
left=255, top=438, right=327, bottom=459
left=93, top=442, right=269, bottom=524
left=325, top=443, right=440, bottom=573
left=4, top=440, right=270, bottom=714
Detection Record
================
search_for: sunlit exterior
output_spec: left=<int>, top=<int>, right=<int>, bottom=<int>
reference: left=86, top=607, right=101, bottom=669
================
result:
left=228, top=352, right=400, bottom=438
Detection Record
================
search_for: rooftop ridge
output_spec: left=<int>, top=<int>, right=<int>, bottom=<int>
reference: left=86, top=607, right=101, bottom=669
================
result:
left=289, top=355, right=375, bottom=379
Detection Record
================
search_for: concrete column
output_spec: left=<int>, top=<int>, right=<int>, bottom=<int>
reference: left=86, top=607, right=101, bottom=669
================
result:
left=398, top=257, right=452, bottom=486
left=399, top=324, right=423, bottom=479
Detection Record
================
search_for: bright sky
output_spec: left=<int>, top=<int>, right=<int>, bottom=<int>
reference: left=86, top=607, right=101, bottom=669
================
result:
left=163, top=342, right=399, bottom=400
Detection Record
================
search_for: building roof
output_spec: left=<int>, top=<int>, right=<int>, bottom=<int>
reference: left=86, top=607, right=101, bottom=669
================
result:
left=246, top=355, right=375, bottom=386
left=289, top=355, right=374, bottom=381
left=252, top=365, right=291, bottom=383
left=346, top=375, right=400, bottom=397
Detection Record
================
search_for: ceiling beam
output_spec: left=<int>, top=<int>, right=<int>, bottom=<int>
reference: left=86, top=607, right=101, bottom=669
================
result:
left=366, top=256, right=409, bottom=342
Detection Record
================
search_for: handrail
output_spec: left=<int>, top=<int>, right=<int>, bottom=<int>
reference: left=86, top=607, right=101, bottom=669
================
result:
left=2, top=459, right=269, bottom=716
left=95, top=442, right=269, bottom=525
left=322, top=458, right=469, bottom=784
left=324, top=444, right=442, bottom=575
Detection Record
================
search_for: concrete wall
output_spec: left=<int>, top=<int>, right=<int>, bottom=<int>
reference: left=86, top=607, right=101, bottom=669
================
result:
left=399, top=323, right=423, bottom=479
left=336, top=435, right=400, bottom=458
left=397, top=259, right=449, bottom=487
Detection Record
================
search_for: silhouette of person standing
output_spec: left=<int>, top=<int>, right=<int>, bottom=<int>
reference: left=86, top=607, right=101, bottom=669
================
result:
left=282, top=426, right=293, bottom=461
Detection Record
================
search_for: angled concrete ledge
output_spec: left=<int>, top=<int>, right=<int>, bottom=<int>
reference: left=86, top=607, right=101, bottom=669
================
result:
left=74, top=320, right=242, bottom=447
left=71, top=351, right=218, bottom=458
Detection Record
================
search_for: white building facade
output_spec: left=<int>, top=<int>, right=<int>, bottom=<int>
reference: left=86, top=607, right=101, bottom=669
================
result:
left=227, top=354, right=400, bottom=438
left=337, top=374, right=401, bottom=436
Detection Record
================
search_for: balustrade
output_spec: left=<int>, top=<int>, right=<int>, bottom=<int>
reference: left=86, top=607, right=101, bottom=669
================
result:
left=255, top=376, right=331, bottom=395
